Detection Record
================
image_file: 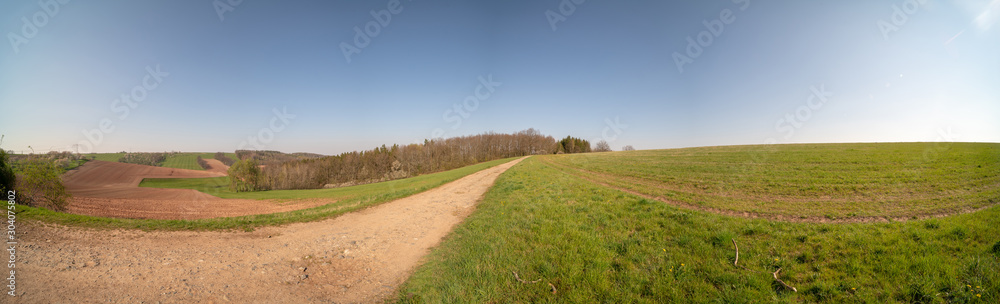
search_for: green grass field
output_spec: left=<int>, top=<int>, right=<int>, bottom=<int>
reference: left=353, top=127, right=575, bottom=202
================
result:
left=200, top=152, right=237, bottom=161
left=88, top=153, right=125, bottom=162
left=161, top=153, right=206, bottom=170
left=19, top=157, right=517, bottom=231
left=86, top=152, right=237, bottom=170
left=398, top=144, right=1000, bottom=303
left=541, top=142, right=1000, bottom=220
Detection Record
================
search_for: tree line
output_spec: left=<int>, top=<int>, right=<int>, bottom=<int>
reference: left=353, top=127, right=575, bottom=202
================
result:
left=229, top=129, right=589, bottom=191
left=557, top=136, right=591, bottom=154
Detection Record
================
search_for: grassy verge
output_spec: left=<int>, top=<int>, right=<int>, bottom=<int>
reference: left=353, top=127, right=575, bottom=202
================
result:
left=62, top=158, right=88, bottom=171
left=541, top=142, right=1000, bottom=219
left=19, top=157, right=518, bottom=231
left=398, top=155, right=999, bottom=303
left=161, top=153, right=206, bottom=170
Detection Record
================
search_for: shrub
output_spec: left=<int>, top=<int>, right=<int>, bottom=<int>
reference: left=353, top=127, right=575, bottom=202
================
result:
left=118, top=152, right=166, bottom=166
left=0, top=147, right=15, bottom=195
left=14, top=158, right=70, bottom=211
left=228, top=159, right=266, bottom=192
left=214, top=152, right=236, bottom=166
left=196, top=156, right=210, bottom=170
left=622, top=145, right=636, bottom=151
left=594, top=140, right=612, bottom=152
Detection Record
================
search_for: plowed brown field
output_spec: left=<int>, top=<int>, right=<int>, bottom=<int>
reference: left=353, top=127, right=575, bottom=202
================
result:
left=61, top=160, right=328, bottom=219
left=202, top=158, right=230, bottom=174
left=15, top=157, right=526, bottom=303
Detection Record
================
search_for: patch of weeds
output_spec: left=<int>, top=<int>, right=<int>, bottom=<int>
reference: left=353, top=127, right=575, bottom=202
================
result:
left=897, top=282, right=935, bottom=303
left=710, top=231, right=736, bottom=247
left=796, top=252, right=813, bottom=263
left=671, top=211, right=691, bottom=224
left=675, top=234, right=694, bottom=247
left=805, top=283, right=836, bottom=302
left=950, top=227, right=968, bottom=240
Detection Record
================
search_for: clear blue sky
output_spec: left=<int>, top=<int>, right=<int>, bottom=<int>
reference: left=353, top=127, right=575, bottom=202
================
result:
left=1, top=0, right=998, bottom=154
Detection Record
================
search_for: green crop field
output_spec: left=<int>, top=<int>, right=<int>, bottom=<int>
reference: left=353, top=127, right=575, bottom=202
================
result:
left=541, top=142, right=1000, bottom=220
left=195, top=152, right=237, bottom=161
left=19, top=157, right=518, bottom=231
left=161, top=153, right=206, bottom=170
left=85, top=152, right=236, bottom=169
left=88, top=153, right=125, bottom=162
left=398, top=143, right=1000, bottom=303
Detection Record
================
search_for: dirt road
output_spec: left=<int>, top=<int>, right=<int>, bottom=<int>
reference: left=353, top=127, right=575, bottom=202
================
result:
left=13, top=157, right=525, bottom=303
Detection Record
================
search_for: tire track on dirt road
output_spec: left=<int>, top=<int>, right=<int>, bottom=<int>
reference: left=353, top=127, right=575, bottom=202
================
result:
left=14, top=157, right=527, bottom=303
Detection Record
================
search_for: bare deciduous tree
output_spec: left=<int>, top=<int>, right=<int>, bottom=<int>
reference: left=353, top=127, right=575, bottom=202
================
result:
left=594, top=140, right=612, bottom=152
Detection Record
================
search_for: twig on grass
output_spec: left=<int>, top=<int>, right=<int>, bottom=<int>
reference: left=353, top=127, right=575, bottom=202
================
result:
left=548, top=282, right=557, bottom=294
left=731, top=238, right=797, bottom=292
left=513, top=271, right=541, bottom=284
left=732, top=238, right=739, bottom=266
left=772, top=268, right=797, bottom=292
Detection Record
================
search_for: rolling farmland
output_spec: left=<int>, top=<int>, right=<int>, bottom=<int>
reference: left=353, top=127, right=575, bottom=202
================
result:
left=541, top=142, right=1000, bottom=220
left=88, top=153, right=125, bottom=162
left=161, top=153, right=207, bottom=170
left=13, top=143, right=999, bottom=302
left=86, top=152, right=240, bottom=171
left=399, top=143, right=1000, bottom=303
left=21, top=157, right=518, bottom=231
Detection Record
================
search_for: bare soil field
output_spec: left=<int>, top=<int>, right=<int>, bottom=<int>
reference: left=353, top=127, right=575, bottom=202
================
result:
left=62, top=160, right=325, bottom=220
left=202, top=158, right=230, bottom=174
left=14, top=157, right=525, bottom=303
